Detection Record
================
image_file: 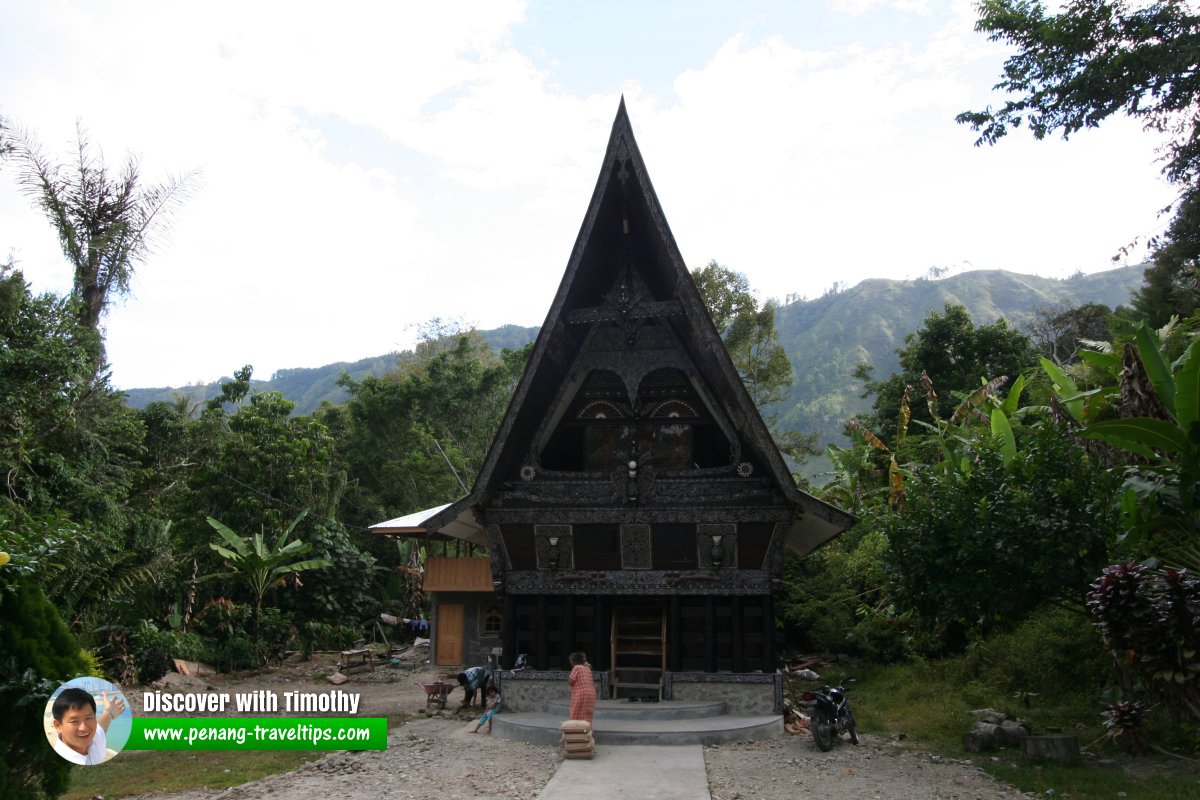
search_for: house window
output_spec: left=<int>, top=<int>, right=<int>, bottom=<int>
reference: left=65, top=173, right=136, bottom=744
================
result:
left=652, top=523, right=697, bottom=569
left=481, top=604, right=503, bottom=637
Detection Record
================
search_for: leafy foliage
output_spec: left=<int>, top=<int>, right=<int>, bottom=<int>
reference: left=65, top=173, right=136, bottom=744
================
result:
left=201, top=513, right=332, bottom=662
left=959, top=0, right=1200, bottom=324
left=1042, top=319, right=1200, bottom=564
left=1, top=266, right=103, bottom=505
left=1088, top=563, right=1200, bottom=731
left=329, top=328, right=528, bottom=532
left=0, top=574, right=90, bottom=800
left=884, top=422, right=1118, bottom=652
left=1, top=265, right=174, bottom=633
left=778, top=525, right=909, bottom=662
left=692, top=261, right=794, bottom=410
left=11, top=122, right=194, bottom=331
left=965, top=605, right=1112, bottom=699
left=855, top=304, right=1035, bottom=444
left=1131, top=189, right=1200, bottom=325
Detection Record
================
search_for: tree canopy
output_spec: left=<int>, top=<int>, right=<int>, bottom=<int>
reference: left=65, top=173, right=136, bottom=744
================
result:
left=692, top=261, right=794, bottom=410
left=692, top=261, right=816, bottom=464
left=11, top=123, right=194, bottom=331
left=855, top=303, right=1035, bottom=443
left=959, top=0, right=1200, bottom=323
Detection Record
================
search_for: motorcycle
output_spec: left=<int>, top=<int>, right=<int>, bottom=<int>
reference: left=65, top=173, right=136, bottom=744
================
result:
left=803, top=678, right=858, bottom=751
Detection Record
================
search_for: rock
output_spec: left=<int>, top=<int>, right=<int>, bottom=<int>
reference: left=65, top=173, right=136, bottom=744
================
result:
left=963, top=722, right=998, bottom=752
left=995, top=720, right=1030, bottom=747
left=150, top=671, right=208, bottom=690
left=968, top=708, right=1008, bottom=725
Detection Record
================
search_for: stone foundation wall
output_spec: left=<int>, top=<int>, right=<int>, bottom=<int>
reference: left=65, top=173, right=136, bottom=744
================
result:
left=493, top=670, right=608, bottom=712
left=495, top=670, right=780, bottom=714
left=665, top=673, right=782, bottom=715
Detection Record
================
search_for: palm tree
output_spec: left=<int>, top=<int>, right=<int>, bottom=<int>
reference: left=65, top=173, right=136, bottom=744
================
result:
left=12, top=121, right=194, bottom=331
left=202, top=511, right=332, bottom=660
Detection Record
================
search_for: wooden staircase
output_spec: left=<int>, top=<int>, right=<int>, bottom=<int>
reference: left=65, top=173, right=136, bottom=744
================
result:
left=610, top=605, right=665, bottom=700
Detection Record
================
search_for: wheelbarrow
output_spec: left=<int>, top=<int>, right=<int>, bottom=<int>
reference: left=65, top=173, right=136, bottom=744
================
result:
left=418, top=681, right=454, bottom=711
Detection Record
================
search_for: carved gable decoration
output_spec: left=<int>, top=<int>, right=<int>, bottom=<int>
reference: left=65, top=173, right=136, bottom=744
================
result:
left=421, top=99, right=856, bottom=559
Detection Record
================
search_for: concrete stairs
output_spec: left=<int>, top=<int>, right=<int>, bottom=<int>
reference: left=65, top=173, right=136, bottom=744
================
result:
left=493, top=697, right=782, bottom=747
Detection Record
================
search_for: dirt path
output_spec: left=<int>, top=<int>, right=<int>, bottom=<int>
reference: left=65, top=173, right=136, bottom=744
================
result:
left=121, top=657, right=1028, bottom=800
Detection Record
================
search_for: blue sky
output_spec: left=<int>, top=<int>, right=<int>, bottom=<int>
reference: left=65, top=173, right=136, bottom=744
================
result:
left=0, top=0, right=1175, bottom=389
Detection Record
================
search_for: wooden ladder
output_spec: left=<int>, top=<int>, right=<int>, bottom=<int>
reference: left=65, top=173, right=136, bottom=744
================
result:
left=610, top=605, right=665, bottom=700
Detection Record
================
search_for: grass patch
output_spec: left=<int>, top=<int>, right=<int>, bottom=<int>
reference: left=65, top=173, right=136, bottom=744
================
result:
left=848, top=659, right=1200, bottom=800
left=63, top=749, right=321, bottom=800
left=64, top=716, right=405, bottom=799
left=987, top=759, right=1200, bottom=800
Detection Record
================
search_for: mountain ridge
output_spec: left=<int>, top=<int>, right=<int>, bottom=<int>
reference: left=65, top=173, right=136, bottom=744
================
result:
left=122, top=266, right=1145, bottom=444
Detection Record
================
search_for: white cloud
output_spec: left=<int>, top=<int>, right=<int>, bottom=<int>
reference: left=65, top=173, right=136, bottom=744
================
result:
left=832, top=0, right=933, bottom=15
left=0, top=1, right=1176, bottom=389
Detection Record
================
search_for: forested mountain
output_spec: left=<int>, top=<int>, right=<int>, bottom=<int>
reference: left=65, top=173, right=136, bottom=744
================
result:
left=771, top=265, right=1143, bottom=446
left=123, top=267, right=1143, bottom=442
left=122, top=324, right=542, bottom=415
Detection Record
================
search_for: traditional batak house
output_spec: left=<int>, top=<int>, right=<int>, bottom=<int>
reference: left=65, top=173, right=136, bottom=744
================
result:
left=372, top=100, right=856, bottom=715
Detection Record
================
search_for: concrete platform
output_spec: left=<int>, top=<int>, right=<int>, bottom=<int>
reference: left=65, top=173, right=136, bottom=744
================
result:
left=494, top=698, right=782, bottom=746
left=535, top=744, right=710, bottom=800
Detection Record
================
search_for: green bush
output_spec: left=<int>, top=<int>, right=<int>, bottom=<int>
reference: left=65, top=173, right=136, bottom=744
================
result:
left=193, top=597, right=244, bottom=640
left=778, top=527, right=912, bottom=662
left=885, top=425, right=1118, bottom=653
left=256, top=607, right=295, bottom=664
left=0, top=575, right=90, bottom=800
left=968, top=605, right=1111, bottom=698
left=129, top=619, right=209, bottom=683
left=189, top=598, right=293, bottom=671
left=298, top=621, right=362, bottom=659
left=207, top=635, right=257, bottom=672
left=78, top=648, right=105, bottom=678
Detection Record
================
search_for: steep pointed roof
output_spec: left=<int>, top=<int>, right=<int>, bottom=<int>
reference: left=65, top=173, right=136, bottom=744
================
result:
left=416, top=99, right=855, bottom=555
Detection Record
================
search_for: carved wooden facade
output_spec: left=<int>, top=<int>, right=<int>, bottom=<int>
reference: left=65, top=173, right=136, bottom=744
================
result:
left=386, top=101, right=855, bottom=682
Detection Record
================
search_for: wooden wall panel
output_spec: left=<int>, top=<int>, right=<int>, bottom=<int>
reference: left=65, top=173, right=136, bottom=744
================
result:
left=424, top=557, right=492, bottom=592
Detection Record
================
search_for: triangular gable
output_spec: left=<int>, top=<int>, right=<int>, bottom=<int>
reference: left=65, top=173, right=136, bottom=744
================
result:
left=424, top=99, right=855, bottom=555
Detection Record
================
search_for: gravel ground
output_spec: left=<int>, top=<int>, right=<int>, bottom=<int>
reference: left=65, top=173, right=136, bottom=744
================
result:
left=119, top=656, right=1031, bottom=800
left=705, top=733, right=1027, bottom=800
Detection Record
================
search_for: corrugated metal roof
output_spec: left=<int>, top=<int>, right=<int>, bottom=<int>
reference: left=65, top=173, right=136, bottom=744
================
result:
left=368, top=501, right=487, bottom=547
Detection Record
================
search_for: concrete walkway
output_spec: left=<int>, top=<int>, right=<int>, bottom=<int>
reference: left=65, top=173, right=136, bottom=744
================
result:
left=535, top=744, right=711, bottom=800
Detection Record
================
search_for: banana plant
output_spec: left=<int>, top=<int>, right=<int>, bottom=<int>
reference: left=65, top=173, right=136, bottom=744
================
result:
left=909, top=372, right=1014, bottom=477
left=201, top=510, right=332, bottom=660
left=1073, top=332, right=1200, bottom=566
left=1040, top=316, right=1187, bottom=426
left=819, top=424, right=888, bottom=515
left=833, top=372, right=1026, bottom=512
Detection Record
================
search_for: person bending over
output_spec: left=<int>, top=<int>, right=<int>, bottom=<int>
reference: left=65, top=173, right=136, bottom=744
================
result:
left=456, top=666, right=491, bottom=708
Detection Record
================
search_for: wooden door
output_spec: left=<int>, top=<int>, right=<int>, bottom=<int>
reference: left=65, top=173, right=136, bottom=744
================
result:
left=435, top=603, right=464, bottom=665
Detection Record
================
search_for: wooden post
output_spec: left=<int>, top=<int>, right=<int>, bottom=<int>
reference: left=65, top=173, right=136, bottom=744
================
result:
left=704, top=596, right=716, bottom=672
left=502, top=594, right=517, bottom=669
left=668, top=596, right=681, bottom=672
left=731, top=596, right=744, bottom=672
left=594, top=595, right=607, bottom=671
left=564, top=595, right=576, bottom=662
left=535, top=596, right=547, bottom=670
left=764, top=595, right=776, bottom=672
